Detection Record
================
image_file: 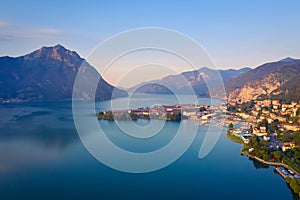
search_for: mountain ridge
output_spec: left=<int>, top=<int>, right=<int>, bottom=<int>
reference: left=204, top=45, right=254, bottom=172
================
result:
left=129, top=67, right=251, bottom=96
left=223, top=58, right=300, bottom=103
left=0, top=44, right=127, bottom=102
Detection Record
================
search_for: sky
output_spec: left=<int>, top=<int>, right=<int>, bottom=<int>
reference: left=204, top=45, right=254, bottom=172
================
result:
left=0, top=0, right=300, bottom=87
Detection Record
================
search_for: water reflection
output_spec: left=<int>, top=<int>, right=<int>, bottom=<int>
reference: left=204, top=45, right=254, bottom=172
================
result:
left=248, top=157, right=270, bottom=169
left=0, top=103, right=78, bottom=174
left=0, top=98, right=295, bottom=200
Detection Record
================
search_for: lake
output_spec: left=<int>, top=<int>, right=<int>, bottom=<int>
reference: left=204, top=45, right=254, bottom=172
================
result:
left=0, top=94, right=297, bottom=199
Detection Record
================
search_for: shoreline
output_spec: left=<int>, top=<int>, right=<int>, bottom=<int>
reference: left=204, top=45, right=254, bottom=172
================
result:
left=241, top=151, right=299, bottom=176
left=226, top=131, right=244, bottom=144
left=227, top=133, right=299, bottom=176
left=227, top=129, right=300, bottom=175
left=227, top=130, right=300, bottom=196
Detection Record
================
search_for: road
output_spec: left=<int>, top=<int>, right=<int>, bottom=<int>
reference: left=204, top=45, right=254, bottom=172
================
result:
left=270, top=131, right=277, bottom=148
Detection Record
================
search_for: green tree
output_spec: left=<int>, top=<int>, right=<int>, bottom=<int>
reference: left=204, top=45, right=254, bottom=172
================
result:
left=262, top=153, right=269, bottom=161
left=258, top=110, right=263, bottom=117
left=228, top=123, right=233, bottom=130
left=282, top=132, right=292, bottom=142
left=284, top=149, right=293, bottom=158
left=260, top=140, right=269, bottom=146
left=293, top=147, right=300, bottom=164
left=248, top=136, right=260, bottom=149
left=258, top=119, right=268, bottom=129
left=294, top=131, right=300, bottom=145
left=269, top=119, right=279, bottom=133
left=297, top=108, right=300, bottom=116
left=290, top=179, right=300, bottom=193
left=272, top=151, right=281, bottom=161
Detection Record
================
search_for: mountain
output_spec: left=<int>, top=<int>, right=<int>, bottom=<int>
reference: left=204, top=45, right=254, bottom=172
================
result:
left=0, top=45, right=127, bottom=102
left=129, top=67, right=251, bottom=96
left=279, top=57, right=300, bottom=63
left=223, top=57, right=300, bottom=103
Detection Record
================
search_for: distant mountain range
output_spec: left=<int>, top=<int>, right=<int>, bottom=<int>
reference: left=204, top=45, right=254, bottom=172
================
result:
left=129, top=57, right=300, bottom=103
left=1, top=44, right=299, bottom=104
left=223, top=57, right=300, bottom=103
left=129, top=67, right=251, bottom=96
left=0, top=45, right=127, bottom=102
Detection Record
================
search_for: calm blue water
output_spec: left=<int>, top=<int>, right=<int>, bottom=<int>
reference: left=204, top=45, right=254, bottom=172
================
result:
left=0, top=95, right=296, bottom=199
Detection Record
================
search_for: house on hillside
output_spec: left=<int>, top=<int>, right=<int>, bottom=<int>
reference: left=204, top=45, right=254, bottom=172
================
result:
left=283, top=124, right=300, bottom=131
left=282, top=142, right=295, bottom=152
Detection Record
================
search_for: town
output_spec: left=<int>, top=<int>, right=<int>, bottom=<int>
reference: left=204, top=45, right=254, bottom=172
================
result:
left=227, top=99, right=300, bottom=195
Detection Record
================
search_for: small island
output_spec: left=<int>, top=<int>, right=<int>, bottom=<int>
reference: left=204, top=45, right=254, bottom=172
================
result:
left=97, top=103, right=226, bottom=122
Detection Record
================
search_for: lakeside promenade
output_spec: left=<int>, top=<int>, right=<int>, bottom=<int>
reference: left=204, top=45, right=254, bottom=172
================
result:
left=242, top=151, right=300, bottom=177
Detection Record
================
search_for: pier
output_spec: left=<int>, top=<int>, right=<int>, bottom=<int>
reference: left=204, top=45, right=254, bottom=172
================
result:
left=275, top=167, right=288, bottom=179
